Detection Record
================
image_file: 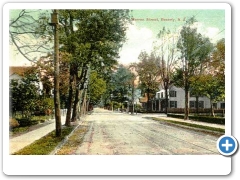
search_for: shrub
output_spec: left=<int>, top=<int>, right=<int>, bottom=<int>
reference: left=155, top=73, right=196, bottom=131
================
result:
left=167, top=113, right=225, bottom=125
left=16, top=118, right=39, bottom=127
left=9, top=118, right=20, bottom=129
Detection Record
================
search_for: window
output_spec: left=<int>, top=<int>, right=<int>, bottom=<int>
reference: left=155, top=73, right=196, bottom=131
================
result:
left=170, top=101, right=177, bottom=108
left=221, top=103, right=225, bottom=109
left=169, top=91, right=177, bottom=97
left=198, top=101, right=204, bottom=108
left=190, top=101, right=204, bottom=108
left=161, top=92, right=164, bottom=98
left=213, top=103, right=217, bottom=109
left=157, top=93, right=160, bottom=99
left=190, top=101, right=195, bottom=108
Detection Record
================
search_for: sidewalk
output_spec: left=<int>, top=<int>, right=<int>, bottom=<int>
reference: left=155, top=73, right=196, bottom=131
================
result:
left=155, top=116, right=224, bottom=129
left=9, top=115, right=66, bottom=154
left=138, top=113, right=225, bottom=130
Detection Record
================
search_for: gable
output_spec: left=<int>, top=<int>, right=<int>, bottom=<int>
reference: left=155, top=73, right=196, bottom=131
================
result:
left=9, top=66, right=33, bottom=76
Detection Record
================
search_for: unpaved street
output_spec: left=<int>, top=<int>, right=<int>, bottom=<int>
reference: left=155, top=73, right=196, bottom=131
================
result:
left=75, top=108, right=219, bottom=155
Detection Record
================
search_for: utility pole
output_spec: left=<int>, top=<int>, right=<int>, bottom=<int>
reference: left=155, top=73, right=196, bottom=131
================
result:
left=50, top=9, right=61, bottom=136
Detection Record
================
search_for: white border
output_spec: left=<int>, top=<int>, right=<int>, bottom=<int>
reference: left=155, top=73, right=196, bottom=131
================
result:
left=3, top=2, right=231, bottom=10
left=3, top=2, right=232, bottom=176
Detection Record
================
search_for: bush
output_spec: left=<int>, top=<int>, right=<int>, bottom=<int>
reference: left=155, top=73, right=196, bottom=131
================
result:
left=9, top=118, right=20, bottom=129
left=167, top=113, right=225, bottom=125
left=16, top=118, right=39, bottom=127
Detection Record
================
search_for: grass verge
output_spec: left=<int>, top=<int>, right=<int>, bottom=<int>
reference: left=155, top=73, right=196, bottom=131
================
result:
left=55, top=125, right=89, bottom=155
left=12, top=126, right=75, bottom=155
left=10, top=126, right=30, bottom=136
left=152, top=117, right=225, bottom=135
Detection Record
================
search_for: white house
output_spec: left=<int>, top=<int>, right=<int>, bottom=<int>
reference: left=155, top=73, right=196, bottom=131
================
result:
left=155, top=85, right=211, bottom=110
left=140, top=85, right=225, bottom=112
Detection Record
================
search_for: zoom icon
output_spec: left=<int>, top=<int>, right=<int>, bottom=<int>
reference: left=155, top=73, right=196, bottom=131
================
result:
left=217, top=135, right=238, bottom=156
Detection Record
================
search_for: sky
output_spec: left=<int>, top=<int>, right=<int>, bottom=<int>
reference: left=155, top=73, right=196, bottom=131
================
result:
left=118, top=9, right=225, bottom=65
left=9, top=8, right=225, bottom=66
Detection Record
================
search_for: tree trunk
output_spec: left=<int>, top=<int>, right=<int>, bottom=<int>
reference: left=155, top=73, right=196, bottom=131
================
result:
left=184, top=67, right=189, bottom=120
left=65, top=72, right=74, bottom=126
left=53, top=10, right=61, bottom=136
left=210, top=99, right=215, bottom=117
left=64, top=12, right=76, bottom=127
left=196, top=96, right=199, bottom=116
left=71, top=88, right=80, bottom=122
left=184, top=88, right=189, bottom=120
left=131, top=82, right=134, bottom=114
left=72, top=65, right=88, bottom=120
left=164, top=85, right=168, bottom=115
left=81, top=90, right=87, bottom=116
left=147, top=88, right=150, bottom=113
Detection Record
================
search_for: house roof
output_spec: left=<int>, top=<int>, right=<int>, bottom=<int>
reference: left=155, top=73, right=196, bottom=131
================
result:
left=9, top=66, right=33, bottom=76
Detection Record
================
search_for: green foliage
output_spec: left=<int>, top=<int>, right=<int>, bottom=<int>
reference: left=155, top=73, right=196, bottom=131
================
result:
left=189, top=75, right=207, bottom=96
left=56, top=9, right=131, bottom=116
left=43, top=98, right=54, bottom=110
left=135, top=51, right=161, bottom=96
left=16, top=118, right=39, bottom=127
left=207, top=38, right=225, bottom=101
left=172, top=68, right=184, bottom=88
left=174, top=17, right=214, bottom=119
left=177, top=17, right=213, bottom=75
left=108, top=65, right=134, bottom=104
left=175, top=38, right=225, bottom=104
left=35, top=97, right=54, bottom=113
left=202, top=74, right=224, bottom=102
left=10, top=126, right=29, bottom=135
left=58, top=9, right=131, bottom=74
left=10, top=70, right=40, bottom=116
left=89, top=71, right=107, bottom=105
left=112, top=101, right=122, bottom=109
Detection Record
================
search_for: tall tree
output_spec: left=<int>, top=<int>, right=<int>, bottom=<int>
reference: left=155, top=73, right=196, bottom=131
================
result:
left=177, top=17, right=213, bottom=119
left=134, top=51, right=161, bottom=112
left=204, top=38, right=225, bottom=116
left=57, top=10, right=131, bottom=124
left=89, top=71, right=107, bottom=106
left=109, top=65, right=133, bottom=104
left=210, top=38, right=225, bottom=93
left=49, top=9, right=62, bottom=136
left=153, top=27, right=179, bottom=114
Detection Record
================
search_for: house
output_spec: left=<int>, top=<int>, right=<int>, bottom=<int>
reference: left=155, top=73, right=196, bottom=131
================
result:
left=9, top=66, right=33, bottom=81
left=139, top=85, right=225, bottom=113
left=155, top=85, right=211, bottom=111
left=9, top=66, right=43, bottom=92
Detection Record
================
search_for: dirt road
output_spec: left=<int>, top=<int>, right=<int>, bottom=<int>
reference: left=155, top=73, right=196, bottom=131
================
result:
left=75, top=108, right=219, bottom=155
